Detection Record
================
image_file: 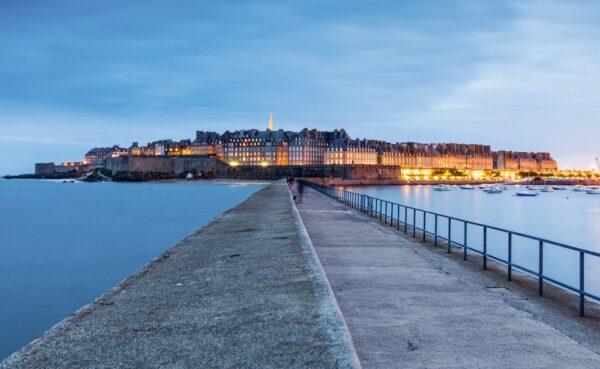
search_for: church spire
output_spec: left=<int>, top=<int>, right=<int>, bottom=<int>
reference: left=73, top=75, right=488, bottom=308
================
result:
left=268, top=112, right=274, bottom=131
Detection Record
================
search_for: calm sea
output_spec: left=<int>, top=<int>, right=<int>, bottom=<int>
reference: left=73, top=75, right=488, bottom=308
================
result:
left=346, top=185, right=600, bottom=300
left=0, top=179, right=264, bottom=360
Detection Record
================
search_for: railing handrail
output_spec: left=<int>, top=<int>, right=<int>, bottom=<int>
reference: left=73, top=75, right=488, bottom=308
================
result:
left=304, top=181, right=599, bottom=257
left=299, top=180, right=599, bottom=316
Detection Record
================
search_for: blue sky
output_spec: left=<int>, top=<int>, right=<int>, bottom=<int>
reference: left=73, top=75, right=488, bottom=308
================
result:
left=1, top=0, right=599, bottom=174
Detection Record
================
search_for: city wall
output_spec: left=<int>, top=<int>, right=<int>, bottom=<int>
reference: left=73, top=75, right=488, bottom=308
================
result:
left=104, top=155, right=402, bottom=180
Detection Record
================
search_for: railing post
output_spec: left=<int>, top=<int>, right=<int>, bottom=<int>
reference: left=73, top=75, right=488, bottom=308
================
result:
left=434, top=214, right=438, bottom=246
left=422, top=212, right=427, bottom=241
left=463, top=222, right=468, bottom=261
left=538, top=240, right=544, bottom=296
left=447, top=218, right=452, bottom=253
left=397, top=204, right=400, bottom=230
left=412, top=209, right=416, bottom=238
left=384, top=201, right=388, bottom=224
left=379, top=200, right=382, bottom=222
left=508, top=233, right=512, bottom=281
left=404, top=207, right=408, bottom=234
left=580, top=251, right=585, bottom=317
left=483, top=226, right=487, bottom=270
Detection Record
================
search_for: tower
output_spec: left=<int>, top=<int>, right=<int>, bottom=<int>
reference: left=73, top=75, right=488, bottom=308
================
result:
left=268, top=112, right=274, bottom=131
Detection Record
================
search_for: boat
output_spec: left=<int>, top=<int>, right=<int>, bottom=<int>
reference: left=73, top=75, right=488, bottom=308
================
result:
left=433, top=185, right=451, bottom=191
left=486, top=187, right=503, bottom=194
left=573, top=186, right=587, bottom=192
left=526, top=185, right=539, bottom=191
left=541, top=186, right=554, bottom=192
left=516, top=191, right=539, bottom=197
left=479, top=184, right=490, bottom=189
left=587, top=188, right=600, bottom=195
left=552, top=186, right=567, bottom=190
left=460, top=184, right=474, bottom=189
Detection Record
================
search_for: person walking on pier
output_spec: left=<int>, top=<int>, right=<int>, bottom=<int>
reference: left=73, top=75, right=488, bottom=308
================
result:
left=296, top=179, right=304, bottom=203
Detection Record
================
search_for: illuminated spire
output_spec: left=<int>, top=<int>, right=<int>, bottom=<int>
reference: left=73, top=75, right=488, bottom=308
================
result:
left=268, top=112, right=274, bottom=131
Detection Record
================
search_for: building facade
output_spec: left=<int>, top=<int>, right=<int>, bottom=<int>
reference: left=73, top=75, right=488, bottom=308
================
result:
left=82, top=117, right=558, bottom=172
left=84, top=145, right=128, bottom=168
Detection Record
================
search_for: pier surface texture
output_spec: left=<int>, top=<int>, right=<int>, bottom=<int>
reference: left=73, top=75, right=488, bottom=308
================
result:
left=296, top=187, right=600, bottom=369
left=0, top=181, right=360, bottom=369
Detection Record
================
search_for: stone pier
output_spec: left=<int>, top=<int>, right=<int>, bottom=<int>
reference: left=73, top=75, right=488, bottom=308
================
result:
left=296, top=186, right=600, bottom=369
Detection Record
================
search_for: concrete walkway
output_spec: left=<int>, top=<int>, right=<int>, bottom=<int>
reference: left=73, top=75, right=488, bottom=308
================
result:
left=1, top=181, right=360, bottom=369
left=297, top=187, right=600, bottom=369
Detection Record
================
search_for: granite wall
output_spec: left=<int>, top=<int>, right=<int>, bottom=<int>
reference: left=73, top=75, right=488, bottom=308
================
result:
left=104, top=156, right=402, bottom=180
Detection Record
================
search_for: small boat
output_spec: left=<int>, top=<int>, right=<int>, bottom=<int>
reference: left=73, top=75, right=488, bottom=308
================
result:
left=479, top=184, right=490, bottom=189
left=587, top=188, right=600, bottom=195
left=516, top=191, right=539, bottom=197
left=552, top=186, right=567, bottom=190
left=526, top=185, right=539, bottom=191
left=486, top=187, right=503, bottom=194
left=541, top=186, right=554, bottom=192
left=433, top=185, right=451, bottom=191
left=573, top=186, right=587, bottom=192
left=460, top=184, right=474, bottom=189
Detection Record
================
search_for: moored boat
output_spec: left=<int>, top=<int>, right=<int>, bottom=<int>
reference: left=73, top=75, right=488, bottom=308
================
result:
left=460, top=184, right=474, bottom=189
left=587, top=188, right=600, bottom=195
left=573, top=186, right=587, bottom=192
left=516, top=191, right=539, bottom=197
left=433, top=185, right=451, bottom=191
left=541, top=186, right=554, bottom=192
left=552, top=186, right=567, bottom=190
left=486, top=186, right=503, bottom=194
left=526, top=185, right=539, bottom=191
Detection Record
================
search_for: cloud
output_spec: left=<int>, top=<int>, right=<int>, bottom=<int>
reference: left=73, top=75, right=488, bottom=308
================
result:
left=0, top=0, right=598, bottom=172
left=397, top=0, right=600, bottom=168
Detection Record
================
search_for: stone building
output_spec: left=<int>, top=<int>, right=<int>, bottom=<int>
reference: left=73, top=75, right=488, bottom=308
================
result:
left=84, top=145, right=128, bottom=168
left=377, top=142, right=493, bottom=170
left=324, top=138, right=378, bottom=165
left=288, top=129, right=328, bottom=166
left=495, top=151, right=558, bottom=171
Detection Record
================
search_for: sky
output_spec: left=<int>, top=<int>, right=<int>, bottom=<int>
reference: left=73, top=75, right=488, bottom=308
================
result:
left=1, top=0, right=599, bottom=174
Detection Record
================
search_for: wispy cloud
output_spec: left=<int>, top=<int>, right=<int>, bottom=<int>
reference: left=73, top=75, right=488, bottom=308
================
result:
left=0, top=0, right=598, bottom=173
left=398, top=0, right=600, bottom=168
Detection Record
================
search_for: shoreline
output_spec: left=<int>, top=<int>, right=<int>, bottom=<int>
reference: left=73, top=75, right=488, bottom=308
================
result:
left=301, top=178, right=600, bottom=187
left=4, top=173, right=600, bottom=186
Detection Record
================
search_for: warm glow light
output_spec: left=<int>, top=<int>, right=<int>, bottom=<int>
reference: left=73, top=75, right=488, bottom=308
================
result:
left=260, top=162, right=269, bottom=167
left=229, top=161, right=239, bottom=167
left=470, top=170, right=483, bottom=180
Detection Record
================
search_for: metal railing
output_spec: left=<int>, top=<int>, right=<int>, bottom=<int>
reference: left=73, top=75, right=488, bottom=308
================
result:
left=302, top=180, right=600, bottom=317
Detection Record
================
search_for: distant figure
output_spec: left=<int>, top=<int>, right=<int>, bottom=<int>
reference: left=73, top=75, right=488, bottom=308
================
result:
left=287, top=177, right=297, bottom=200
left=296, top=180, right=304, bottom=203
